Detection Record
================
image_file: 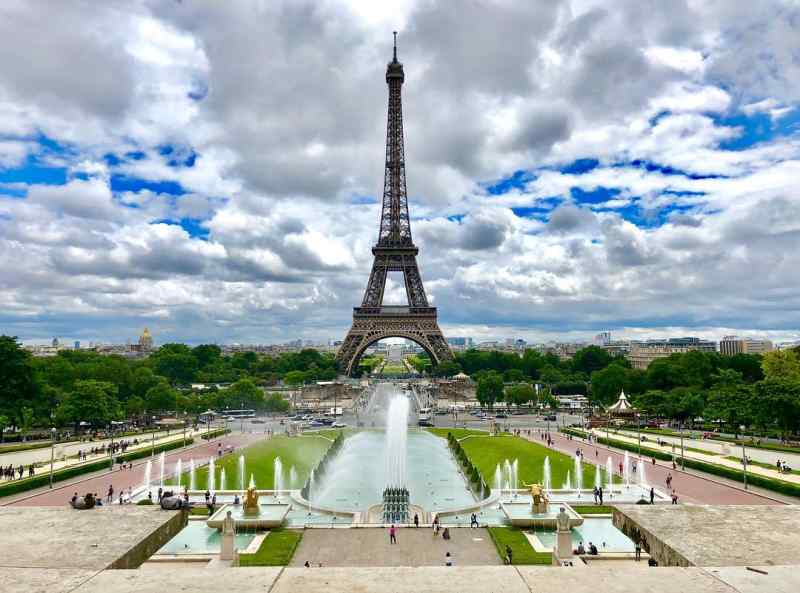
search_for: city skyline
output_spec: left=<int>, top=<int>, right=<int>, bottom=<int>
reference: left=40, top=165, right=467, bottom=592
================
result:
left=1, top=2, right=799, bottom=346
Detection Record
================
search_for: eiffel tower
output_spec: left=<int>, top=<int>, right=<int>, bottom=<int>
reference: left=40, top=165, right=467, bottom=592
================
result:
left=337, top=34, right=453, bottom=376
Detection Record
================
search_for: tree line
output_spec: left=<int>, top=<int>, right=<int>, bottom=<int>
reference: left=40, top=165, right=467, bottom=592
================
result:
left=0, top=337, right=337, bottom=437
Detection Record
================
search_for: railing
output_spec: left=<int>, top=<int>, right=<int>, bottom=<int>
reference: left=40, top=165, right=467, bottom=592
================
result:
left=354, top=306, right=436, bottom=316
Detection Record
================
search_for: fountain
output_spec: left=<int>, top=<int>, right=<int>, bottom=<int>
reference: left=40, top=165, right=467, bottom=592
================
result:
left=174, top=459, right=182, bottom=488
left=382, top=394, right=410, bottom=523
left=543, top=456, right=552, bottom=492
left=574, top=454, right=583, bottom=497
left=158, top=452, right=166, bottom=489
left=639, top=458, right=647, bottom=489
left=208, top=457, right=216, bottom=492
left=249, top=474, right=256, bottom=489
left=220, top=468, right=227, bottom=492
left=594, top=463, right=601, bottom=489
left=563, top=470, right=572, bottom=491
left=238, top=455, right=245, bottom=491
left=274, top=457, right=284, bottom=492
left=189, top=459, right=196, bottom=491
left=494, top=464, right=503, bottom=492
left=289, top=466, right=298, bottom=490
left=143, top=460, right=152, bottom=496
left=606, top=456, right=613, bottom=498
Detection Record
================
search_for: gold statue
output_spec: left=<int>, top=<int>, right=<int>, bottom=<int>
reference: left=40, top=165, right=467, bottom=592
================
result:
left=522, top=482, right=549, bottom=513
left=243, top=486, right=260, bottom=516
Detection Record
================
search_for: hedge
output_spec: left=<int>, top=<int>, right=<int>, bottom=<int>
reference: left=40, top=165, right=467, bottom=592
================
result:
left=0, top=437, right=194, bottom=499
left=0, top=441, right=54, bottom=454
left=446, top=431, right=491, bottom=499
left=560, top=427, right=800, bottom=499
left=201, top=428, right=231, bottom=440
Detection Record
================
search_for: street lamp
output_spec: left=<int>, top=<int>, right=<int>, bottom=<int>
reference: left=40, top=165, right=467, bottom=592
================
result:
left=151, top=416, right=157, bottom=457
left=742, top=440, right=748, bottom=490
left=679, top=421, right=685, bottom=470
left=109, top=424, right=115, bottom=471
left=636, top=413, right=642, bottom=459
left=49, top=427, right=56, bottom=488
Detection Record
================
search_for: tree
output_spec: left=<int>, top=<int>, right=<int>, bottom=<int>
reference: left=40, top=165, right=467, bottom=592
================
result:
left=264, top=393, right=290, bottom=414
left=221, top=378, right=265, bottom=410
left=126, top=396, right=146, bottom=419
left=284, top=370, right=307, bottom=386
left=56, top=380, right=119, bottom=429
left=724, top=353, right=763, bottom=383
left=433, top=360, right=461, bottom=378
left=520, top=349, right=545, bottom=379
left=145, top=380, right=178, bottom=412
left=503, top=368, right=526, bottom=383
left=504, top=383, right=535, bottom=406
left=761, top=350, right=800, bottom=381
left=571, top=346, right=613, bottom=376
left=150, top=344, right=199, bottom=385
left=590, top=364, right=627, bottom=406
left=132, top=366, right=162, bottom=397
left=0, top=336, right=40, bottom=427
left=20, top=407, right=35, bottom=441
left=476, top=372, right=504, bottom=408
left=0, top=414, right=8, bottom=443
left=754, top=379, right=800, bottom=437
left=192, top=344, right=222, bottom=368
left=706, top=384, right=754, bottom=438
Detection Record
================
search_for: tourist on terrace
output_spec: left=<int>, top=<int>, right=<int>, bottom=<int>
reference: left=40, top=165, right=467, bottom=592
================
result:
left=650, top=487, right=655, bottom=504
left=414, top=513, right=419, bottom=527
left=576, top=542, right=585, bottom=555
left=589, top=542, right=598, bottom=555
left=107, top=484, right=114, bottom=503
left=442, top=527, right=451, bottom=540
left=470, top=513, right=479, bottom=528
left=505, top=544, right=513, bottom=564
left=445, top=551, right=453, bottom=566
left=389, top=524, right=397, bottom=544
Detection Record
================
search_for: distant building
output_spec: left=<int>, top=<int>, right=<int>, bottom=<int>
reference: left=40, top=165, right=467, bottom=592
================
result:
left=594, top=331, right=612, bottom=345
left=627, top=337, right=717, bottom=369
left=52, top=337, right=59, bottom=347
left=138, top=328, right=154, bottom=352
left=719, top=336, right=773, bottom=356
left=447, top=337, right=472, bottom=348
left=74, top=340, right=80, bottom=350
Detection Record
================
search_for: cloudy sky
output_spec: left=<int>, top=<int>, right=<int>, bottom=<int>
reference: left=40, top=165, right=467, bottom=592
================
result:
left=1, top=0, right=799, bottom=346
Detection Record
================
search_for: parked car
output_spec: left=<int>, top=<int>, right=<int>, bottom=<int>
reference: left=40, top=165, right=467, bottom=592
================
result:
left=495, top=413, right=508, bottom=419
left=332, top=422, right=347, bottom=428
left=418, top=419, right=434, bottom=427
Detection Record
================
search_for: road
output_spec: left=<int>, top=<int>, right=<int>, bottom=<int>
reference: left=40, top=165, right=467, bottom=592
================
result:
left=4, top=431, right=262, bottom=506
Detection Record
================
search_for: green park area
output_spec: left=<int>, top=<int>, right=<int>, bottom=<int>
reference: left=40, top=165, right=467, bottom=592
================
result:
left=239, top=529, right=303, bottom=566
left=192, top=434, right=335, bottom=490
left=488, top=527, right=552, bottom=565
left=452, top=432, right=614, bottom=489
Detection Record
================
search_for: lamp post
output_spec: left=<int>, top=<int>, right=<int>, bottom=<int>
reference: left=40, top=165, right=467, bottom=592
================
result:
left=109, top=424, right=115, bottom=471
left=182, top=419, right=187, bottom=449
left=151, top=416, right=156, bottom=457
left=742, top=441, right=748, bottom=490
left=679, top=421, right=685, bottom=470
left=637, top=413, right=642, bottom=459
left=241, top=401, right=244, bottom=434
left=49, top=427, right=56, bottom=488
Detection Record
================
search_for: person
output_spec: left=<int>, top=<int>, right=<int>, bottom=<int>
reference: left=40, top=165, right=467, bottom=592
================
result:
left=304, top=561, right=310, bottom=567
left=648, top=557, right=658, bottom=566
left=598, top=487, right=603, bottom=505
left=158, top=487, right=163, bottom=502
left=414, top=513, right=419, bottom=527
left=618, top=461, right=623, bottom=475
left=95, top=493, right=103, bottom=506
left=635, top=540, right=642, bottom=561
left=593, top=486, right=598, bottom=504
left=671, top=490, right=678, bottom=505
left=389, top=524, right=397, bottom=544
left=470, top=513, right=479, bottom=528
left=576, top=541, right=585, bottom=555
left=652, top=457, right=656, bottom=465
left=234, top=495, right=240, bottom=505
left=71, top=492, right=78, bottom=505
left=505, top=544, right=513, bottom=564
left=589, top=542, right=598, bottom=555
left=666, top=473, right=672, bottom=488
left=445, top=551, right=453, bottom=566
left=650, top=487, right=655, bottom=504
left=442, top=527, right=451, bottom=540
left=107, top=484, right=114, bottom=503
left=432, top=515, right=440, bottom=536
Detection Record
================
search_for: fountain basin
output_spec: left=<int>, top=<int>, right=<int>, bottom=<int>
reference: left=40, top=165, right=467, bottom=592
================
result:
left=206, top=503, right=290, bottom=530
left=500, top=502, right=583, bottom=529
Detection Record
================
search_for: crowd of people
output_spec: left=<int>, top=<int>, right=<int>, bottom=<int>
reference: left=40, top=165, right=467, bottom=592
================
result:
left=2, top=463, right=34, bottom=480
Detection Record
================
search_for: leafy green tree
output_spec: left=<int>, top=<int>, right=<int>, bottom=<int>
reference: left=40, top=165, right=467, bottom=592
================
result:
left=151, top=344, right=199, bottom=385
left=520, top=349, right=545, bottom=379
left=20, top=407, right=35, bottom=441
left=433, top=360, right=461, bottom=378
left=221, top=378, right=265, bottom=410
left=503, top=368, right=526, bottom=383
left=56, top=380, right=119, bottom=429
left=761, top=350, right=800, bottom=380
left=706, top=384, right=754, bottom=437
left=0, top=414, right=8, bottom=443
left=264, top=393, right=290, bottom=414
left=754, top=378, right=800, bottom=437
left=723, top=353, right=763, bottom=383
left=0, top=336, right=41, bottom=428
left=571, top=346, right=613, bottom=376
left=132, top=366, right=162, bottom=397
left=476, top=372, right=504, bottom=408
left=192, top=344, right=222, bottom=368
left=590, top=364, right=626, bottom=405
left=284, top=370, right=307, bottom=386
left=145, top=380, right=178, bottom=412
left=126, top=396, right=146, bottom=419
left=504, top=383, right=535, bottom=406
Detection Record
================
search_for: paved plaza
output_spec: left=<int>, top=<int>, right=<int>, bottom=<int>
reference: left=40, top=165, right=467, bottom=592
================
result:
left=290, top=527, right=501, bottom=567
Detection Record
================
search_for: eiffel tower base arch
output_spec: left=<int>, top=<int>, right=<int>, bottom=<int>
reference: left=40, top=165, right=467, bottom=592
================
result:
left=336, top=308, right=453, bottom=376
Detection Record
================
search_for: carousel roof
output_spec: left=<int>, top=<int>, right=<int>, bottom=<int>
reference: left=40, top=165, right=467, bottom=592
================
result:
left=607, top=389, right=636, bottom=414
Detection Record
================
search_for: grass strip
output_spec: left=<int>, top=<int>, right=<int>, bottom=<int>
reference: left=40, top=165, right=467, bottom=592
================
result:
left=487, top=526, right=552, bottom=565
left=239, top=529, right=303, bottom=566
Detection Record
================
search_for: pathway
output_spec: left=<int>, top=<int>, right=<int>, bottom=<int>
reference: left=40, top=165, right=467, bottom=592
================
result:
left=523, top=431, right=786, bottom=506
left=291, top=527, right=500, bottom=567
left=3, top=432, right=262, bottom=506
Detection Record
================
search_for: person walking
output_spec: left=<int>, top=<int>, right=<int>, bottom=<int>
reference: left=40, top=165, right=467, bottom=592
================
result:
left=650, top=487, right=655, bottom=504
left=635, top=540, right=642, bottom=561
left=671, top=490, right=678, bottom=505
left=389, top=524, right=397, bottom=544
left=107, top=484, right=114, bottom=503
left=470, top=513, right=479, bottom=528
left=445, top=551, right=453, bottom=566
left=505, top=544, right=513, bottom=565
left=414, top=513, right=419, bottom=528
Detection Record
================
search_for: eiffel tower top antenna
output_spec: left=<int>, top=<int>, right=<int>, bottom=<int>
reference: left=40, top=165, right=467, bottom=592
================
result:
left=393, top=31, right=397, bottom=62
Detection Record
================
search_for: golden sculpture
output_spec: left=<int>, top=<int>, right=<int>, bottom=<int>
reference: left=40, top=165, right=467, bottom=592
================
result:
left=243, top=486, right=260, bottom=516
left=523, top=482, right=549, bottom=513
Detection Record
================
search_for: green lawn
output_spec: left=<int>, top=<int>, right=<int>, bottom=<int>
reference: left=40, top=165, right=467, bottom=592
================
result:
left=239, top=529, right=303, bottom=566
left=571, top=505, right=615, bottom=515
left=427, top=428, right=489, bottom=440
left=724, top=456, right=800, bottom=476
left=191, top=435, right=332, bottom=490
left=488, top=527, right=552, bottom=565
left=458, top=434, right=613, bottom=489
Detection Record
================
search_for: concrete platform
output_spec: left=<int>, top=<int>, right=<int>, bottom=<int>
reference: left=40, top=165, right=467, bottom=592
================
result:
left=613, top=505, right=800, bottom=567
left=290, top=527, right=502, bottom=567
left=0, top=506, right=186, bottom=570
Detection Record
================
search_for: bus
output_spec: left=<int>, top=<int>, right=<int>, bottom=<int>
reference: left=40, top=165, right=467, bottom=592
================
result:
left=221, top=409, right=256, bottom=419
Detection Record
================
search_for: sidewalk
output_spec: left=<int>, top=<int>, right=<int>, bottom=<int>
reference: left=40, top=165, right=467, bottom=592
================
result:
left=590, top=428, right=800, bottom=487
left=0, top=429, right=206, bottom=490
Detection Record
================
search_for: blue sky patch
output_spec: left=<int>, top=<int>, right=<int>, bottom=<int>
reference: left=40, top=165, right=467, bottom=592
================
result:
left=111, top=175, right=185, bottom=196
left=717, top=107, right=800, bottom=151
left=560, top=158, right=599, bottom=175
left=485, top=170, right=533, bottom=195
left=154, top=217, right=209, bottom=240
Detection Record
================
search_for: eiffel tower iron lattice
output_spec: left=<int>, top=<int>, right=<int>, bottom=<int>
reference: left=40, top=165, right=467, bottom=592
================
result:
left=337, top=34, right=453, bottom=376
